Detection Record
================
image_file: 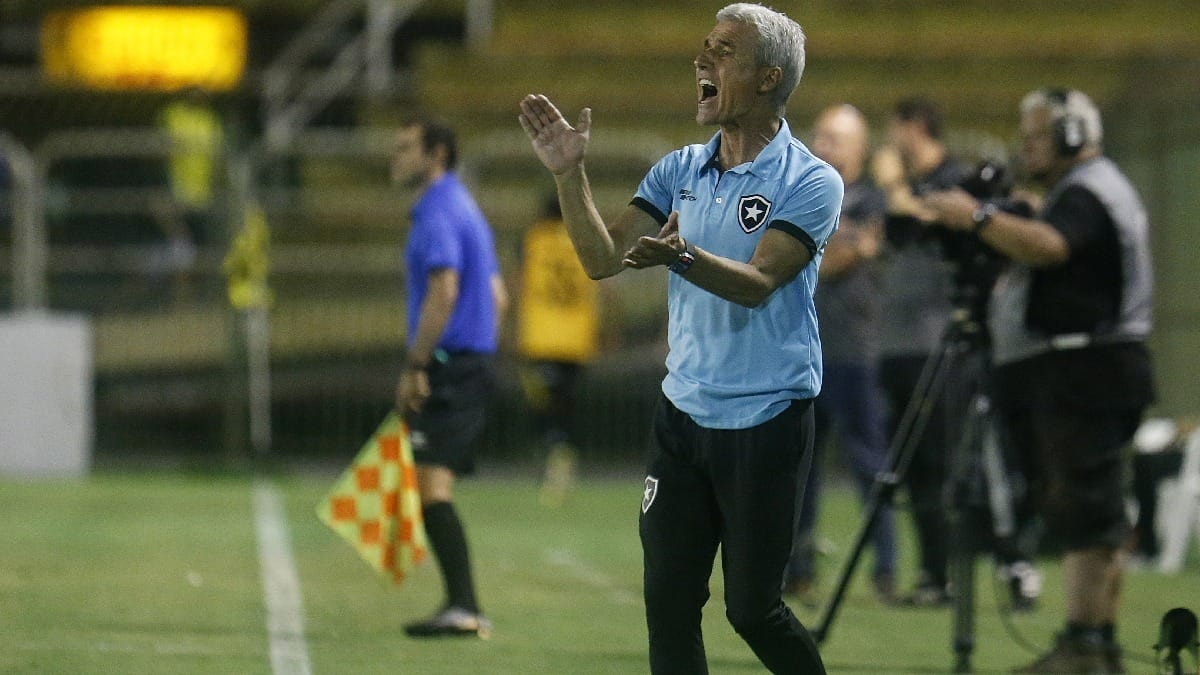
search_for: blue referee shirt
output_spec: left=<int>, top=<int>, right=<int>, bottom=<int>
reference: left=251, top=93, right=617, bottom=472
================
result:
left=404, top=172, right=500, bottom=354
left=632, top=119, right=842, bottom=429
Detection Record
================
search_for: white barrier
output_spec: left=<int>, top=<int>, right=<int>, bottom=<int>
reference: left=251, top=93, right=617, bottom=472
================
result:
left=1158, top=426, right=1200, bottom=573
left=0, top=313, right=93, bottom=477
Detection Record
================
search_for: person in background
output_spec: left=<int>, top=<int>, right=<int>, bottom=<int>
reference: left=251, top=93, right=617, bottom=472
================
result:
left=392, top=114, right=508, bottom=639
left=871, top=96, right=965, bottom=607
left=516, top=191, right=602, bottom=506
left=922, top=87, right=1155, bottom=675
left=877, top=96, right=1044, bottom=610
left=786, top=103, right=895, bottom=607
left=154, top=88, right=223, bottom=304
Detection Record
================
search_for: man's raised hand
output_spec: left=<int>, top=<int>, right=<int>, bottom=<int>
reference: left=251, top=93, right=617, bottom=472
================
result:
left=519, top=94, right=591, bottom=176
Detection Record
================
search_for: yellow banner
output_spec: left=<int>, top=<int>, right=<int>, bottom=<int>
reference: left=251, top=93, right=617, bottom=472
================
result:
left=43, top=6, right=246, bottom=92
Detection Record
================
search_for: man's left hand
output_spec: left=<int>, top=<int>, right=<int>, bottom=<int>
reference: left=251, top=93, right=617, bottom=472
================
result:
left=623, top=211, right=686, bottom=269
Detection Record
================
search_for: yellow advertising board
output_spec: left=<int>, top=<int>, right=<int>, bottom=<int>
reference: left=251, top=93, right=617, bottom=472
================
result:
left=42, top=6, right=247, bottom=91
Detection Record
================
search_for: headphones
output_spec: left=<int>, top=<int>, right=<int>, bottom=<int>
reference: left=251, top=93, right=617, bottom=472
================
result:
left=1046, top=88, right=1086, bottom=157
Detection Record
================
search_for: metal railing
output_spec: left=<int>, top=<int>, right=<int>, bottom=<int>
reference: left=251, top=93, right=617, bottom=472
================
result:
left=1, top=133, right=44, bottom=310
left=0, top=121, right=671, bottom=462
left=262, top=0, right=425, bottom=149
left=261, top=0, right=497, bottom=149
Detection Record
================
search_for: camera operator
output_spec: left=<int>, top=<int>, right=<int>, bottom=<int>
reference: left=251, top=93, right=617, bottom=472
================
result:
left=871, top=97, right=966, bottom=606
left=787, top=103, right=896, bottom=607
left=921, top=88, right=1155, bottom=675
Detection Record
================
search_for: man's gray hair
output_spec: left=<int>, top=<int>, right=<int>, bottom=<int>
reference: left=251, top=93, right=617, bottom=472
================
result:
left=1020, top=88, right=1104, bottom=150
left=716, top=3, right=806, bottom=109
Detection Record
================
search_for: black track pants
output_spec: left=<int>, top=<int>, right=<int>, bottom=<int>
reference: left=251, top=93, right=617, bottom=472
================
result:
left=640, top=395, right=826, bottom=675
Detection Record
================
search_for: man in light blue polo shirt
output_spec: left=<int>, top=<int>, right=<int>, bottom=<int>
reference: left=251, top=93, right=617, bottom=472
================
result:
left=520, top=3, right=840, bottom=673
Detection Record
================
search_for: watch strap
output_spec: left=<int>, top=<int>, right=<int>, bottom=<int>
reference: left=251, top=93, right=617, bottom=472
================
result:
left=668, top=240, right=696, bottom=275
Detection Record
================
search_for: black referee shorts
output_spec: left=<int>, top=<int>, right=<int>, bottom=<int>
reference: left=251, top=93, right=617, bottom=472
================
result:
left=408, top=352, right=496, bottom=476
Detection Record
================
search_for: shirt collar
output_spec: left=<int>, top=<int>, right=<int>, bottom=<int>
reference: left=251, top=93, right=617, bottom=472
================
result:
left=698, top=118, right=792, bottom=179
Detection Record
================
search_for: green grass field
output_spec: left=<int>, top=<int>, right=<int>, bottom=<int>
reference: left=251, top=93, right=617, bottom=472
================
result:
left=1, top=468, right=1193, bottom=674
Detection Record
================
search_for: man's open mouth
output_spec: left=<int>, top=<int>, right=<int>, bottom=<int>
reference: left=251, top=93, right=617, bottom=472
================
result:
left=699, top=79, right=718, bottom=103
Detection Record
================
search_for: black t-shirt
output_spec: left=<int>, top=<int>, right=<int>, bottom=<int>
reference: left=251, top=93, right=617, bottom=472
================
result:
left=996, top=184, right=1154, bottom=412
left=1025, top=185, right=1122, bottom=335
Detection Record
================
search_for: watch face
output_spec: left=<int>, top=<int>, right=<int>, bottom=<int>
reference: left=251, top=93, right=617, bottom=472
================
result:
left=972, top=204, right=996, bottom=230
left=669, top=249, right=695, bottom=274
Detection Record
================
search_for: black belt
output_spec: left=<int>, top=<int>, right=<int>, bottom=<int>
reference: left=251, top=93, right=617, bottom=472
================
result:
left=1047, top=332, right=1144, bottom=351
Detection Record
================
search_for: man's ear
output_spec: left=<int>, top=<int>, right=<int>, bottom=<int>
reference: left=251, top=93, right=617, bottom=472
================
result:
left=758, top=66, right=783, bottom=95
left=432, top=143, right=450, bottom=169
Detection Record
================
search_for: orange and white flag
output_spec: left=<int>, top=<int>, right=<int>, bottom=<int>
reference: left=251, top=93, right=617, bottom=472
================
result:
left=316, top=413, right=427, bottom=584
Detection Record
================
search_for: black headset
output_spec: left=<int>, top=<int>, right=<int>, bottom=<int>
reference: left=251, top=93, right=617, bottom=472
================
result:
left=1045, top=88, right=1086, bottom=157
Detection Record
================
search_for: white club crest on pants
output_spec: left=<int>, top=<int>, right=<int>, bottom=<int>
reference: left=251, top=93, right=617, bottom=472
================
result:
left=642, top=476, right=659, bottom=513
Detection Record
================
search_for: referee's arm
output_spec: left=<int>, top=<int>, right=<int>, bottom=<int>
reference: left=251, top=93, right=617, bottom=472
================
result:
left=397, top=268, right=457, bottom=413
left=408, top=268, right=458, bottom=367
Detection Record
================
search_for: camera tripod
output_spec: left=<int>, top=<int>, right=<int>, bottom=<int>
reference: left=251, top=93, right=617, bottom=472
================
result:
left=810, top=308, right=1019, bottom=674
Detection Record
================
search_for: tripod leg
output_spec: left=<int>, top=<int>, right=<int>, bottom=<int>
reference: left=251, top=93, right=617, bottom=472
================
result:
left=945, top=377, right=991, bottom=673
left=949, top=501, right=977, bottom=673
left=813, top=332, right=960, bottom=644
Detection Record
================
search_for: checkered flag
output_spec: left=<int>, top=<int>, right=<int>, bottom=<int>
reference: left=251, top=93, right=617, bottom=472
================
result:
left=316, top=413, right=427, bottom=584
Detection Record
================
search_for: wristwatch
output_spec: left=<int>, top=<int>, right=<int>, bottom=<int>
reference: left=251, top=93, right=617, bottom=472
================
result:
left=668, top=239, right=696, bottom=275
left=971, top=203, right=998, bottom=233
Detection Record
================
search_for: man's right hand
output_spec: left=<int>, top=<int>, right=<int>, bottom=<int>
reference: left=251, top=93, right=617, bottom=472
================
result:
left=870, top=145, right=906, bottom=189
left=519, top=94, right=591, bottom=176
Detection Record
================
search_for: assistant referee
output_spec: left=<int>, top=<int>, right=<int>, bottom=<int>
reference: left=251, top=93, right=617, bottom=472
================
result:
left=392, top=115, right=508, bottom=639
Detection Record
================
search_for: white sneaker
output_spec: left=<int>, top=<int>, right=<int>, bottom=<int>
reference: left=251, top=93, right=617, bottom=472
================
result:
left=997, top=560, right=1042, bottom=611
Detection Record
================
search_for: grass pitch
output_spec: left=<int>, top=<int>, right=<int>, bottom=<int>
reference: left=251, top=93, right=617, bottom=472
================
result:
left=1, top=467, right=1193, bottom=674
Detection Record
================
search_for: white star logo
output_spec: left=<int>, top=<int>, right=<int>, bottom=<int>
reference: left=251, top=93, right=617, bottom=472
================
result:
left=744, top=203, right=763, bottom=223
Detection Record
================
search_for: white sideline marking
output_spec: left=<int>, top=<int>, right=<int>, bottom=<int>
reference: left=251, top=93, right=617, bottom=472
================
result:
left=543, top=548, right=639, bottom=605
left=253, top=480, right=314, bottom=675
left=21, top=641, right=226, bottom=658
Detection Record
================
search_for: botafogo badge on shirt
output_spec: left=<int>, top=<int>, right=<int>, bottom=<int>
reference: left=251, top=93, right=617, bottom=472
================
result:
left=737, top=194, right=772, bottom=233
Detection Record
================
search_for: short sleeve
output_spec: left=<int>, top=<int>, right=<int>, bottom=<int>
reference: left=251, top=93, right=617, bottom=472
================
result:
left=631, top=151, right=680, bottom=226
left=766, top=163, right=844, bottom=257
left=410, top=205, right=463, bottom=271
left=1045, top=185, right=1111, bottom=253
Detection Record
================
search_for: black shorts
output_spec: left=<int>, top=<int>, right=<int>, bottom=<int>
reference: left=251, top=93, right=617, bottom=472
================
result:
left=408, top=352, right=496, bottom=475
left=992, top=354, right=1143, bottom=550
